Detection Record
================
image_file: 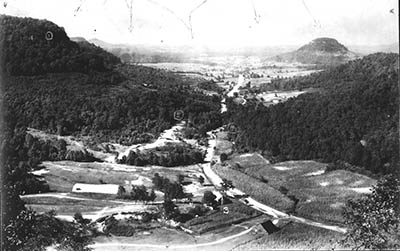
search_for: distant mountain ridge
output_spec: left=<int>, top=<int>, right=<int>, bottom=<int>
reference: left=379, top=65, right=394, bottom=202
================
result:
left=272, top=37, right=359, bottom=66
left=70, top=36, right=89, bottom=43
left=348, top=43, right=399, bottom=55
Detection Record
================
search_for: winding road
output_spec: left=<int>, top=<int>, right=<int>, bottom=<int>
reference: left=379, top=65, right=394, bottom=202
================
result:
left=89, top=226, right=254, bottom=250
left=202, top=130, right=347, bottom=234
left=40, top=74, right=346, bottom=251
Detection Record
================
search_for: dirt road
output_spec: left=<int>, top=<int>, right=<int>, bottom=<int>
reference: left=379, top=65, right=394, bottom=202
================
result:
left=203, top=131, right=347, bottom=234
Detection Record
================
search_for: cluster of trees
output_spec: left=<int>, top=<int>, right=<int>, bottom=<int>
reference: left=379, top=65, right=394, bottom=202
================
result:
left=152, top=173, right=187, bottom=201
left=226, top=53, right=399, bottom=175
left=101, top=211, right=159, bottom=237
left=2, top=126, right=51, bottom=197
left=202, top=191, right=218, bottom=207
left=118, top=144, right=204, bottom=167
left=162, top=201, right=210, bottom=223
left=103, top=216, right=135, bottom=237
left=151, top=173, right=211, bottom=223
left=197, top=81, right=224, bottom=94
left=1, top=122, right=93, bottom=250
left=0, top=15, right=120, bottom=75
left=343, top=175, right=400, bottom=250
left=117, top=185, right=156, bottom=202
left=183, top=112, right=223, bottom=139
left=24, top=133, right=97, bottom=167
left=4, top=209, right=93, bottom=250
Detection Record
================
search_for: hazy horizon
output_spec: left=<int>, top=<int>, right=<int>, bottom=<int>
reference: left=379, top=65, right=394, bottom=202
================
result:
left=1, top=0, right=398, bottom=48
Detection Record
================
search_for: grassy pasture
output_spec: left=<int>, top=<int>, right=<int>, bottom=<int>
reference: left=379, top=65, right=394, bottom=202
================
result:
left=28, top=160, right=210, bottom=217
left=230, top=154, right=376, bottom=224
left=212, top=163, right=294, bottom=212
left=232, top=222, right=345, bottom=250
left=214, top=131, right=233, bottom=156
left=39, top=161, right=204, bottom=192
left=26, top=204, right=105, bottom=215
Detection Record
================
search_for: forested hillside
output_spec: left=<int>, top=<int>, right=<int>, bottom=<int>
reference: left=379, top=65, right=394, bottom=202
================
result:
left=226, top=53, right=399, bottom=175
left=271, top=53, right=398, bottom=90
left=2, top=15, right=222, bottom=146
left=0, top=15, right=120, bottom=75
left=4, top=68, right=221, bottom=145
left=1, top=14, right=222, bottom=250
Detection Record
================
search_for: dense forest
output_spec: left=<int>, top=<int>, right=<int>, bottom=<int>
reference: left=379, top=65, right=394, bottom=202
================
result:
left=0, top=14, right=222, bottom=250
left=270, top=53, right=398, bottom=90
left=2, top=15, right=222, bottom=146
left=0, top=15, right=120, bottom=75
left=4, top=69, right=221, bottom=146
left=197, top=80, right=225, bottom=94
left=226, top=53, right=399, bottom=175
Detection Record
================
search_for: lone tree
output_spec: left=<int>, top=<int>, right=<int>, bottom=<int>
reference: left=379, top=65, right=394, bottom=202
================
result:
left=220, top=153, right=228, bottom=162
left=198, top=175, right=205, bottom=184
left=163, top=200, right=180, bottom=219
left=177, top=174, right=185, bottom=184
left=202, top=191, right=217, bottom=207
left=343, top=174, right=400, bottom=250
left=117, top=185, right=126, bottom=198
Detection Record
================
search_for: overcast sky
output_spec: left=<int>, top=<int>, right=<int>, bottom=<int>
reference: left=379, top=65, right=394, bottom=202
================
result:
left=1, top=0, right=398, bottom=47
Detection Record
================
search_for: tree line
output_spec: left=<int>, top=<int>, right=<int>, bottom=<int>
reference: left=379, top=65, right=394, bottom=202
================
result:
left=118, top=144, right=204, bottom=167
left=225, top=53, right=399, bottom=175
left=117, top=185, right=156, bottom=201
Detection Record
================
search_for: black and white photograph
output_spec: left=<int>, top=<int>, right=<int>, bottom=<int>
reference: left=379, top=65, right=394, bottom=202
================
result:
left=0, top=0, right=399, bottom=250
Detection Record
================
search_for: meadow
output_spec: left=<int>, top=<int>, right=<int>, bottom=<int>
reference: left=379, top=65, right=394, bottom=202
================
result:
left=228, top=154, right=376, bottom=224
left=212, top=163, right=294, bottom=212
left=232, top=222, right=346, bottom=250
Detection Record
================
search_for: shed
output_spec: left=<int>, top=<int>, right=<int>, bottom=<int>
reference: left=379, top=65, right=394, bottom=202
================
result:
left=261, top=220, right=281, bottom=234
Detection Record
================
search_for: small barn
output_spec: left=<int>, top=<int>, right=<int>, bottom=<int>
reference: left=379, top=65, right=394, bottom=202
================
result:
left=72, top=183, right=119, bottom=194
left=260, top=220, right=281, bottom=234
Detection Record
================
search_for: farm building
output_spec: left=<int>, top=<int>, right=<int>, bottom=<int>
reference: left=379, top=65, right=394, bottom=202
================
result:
left=72, top=183, right=119, bottom=194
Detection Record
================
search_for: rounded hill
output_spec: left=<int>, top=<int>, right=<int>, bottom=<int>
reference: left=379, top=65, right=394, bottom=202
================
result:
left=272, top=37, right=358, bottom=66
left=298, top=37, right=349, bottom=53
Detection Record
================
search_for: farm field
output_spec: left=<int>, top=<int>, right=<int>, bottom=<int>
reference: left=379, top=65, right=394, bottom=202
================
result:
left=232, top=222, right=345, bottom=251
left=212, top=163, right=295, bottom=212
left=24, top=159, right=214, bottom=220
left=214, top=131, right=233, bottom=156
left=227, top=153, right=376, bottom=224
left=91, top=213, right=271, bottom=251
left=36, top=161, right=205, bottom=192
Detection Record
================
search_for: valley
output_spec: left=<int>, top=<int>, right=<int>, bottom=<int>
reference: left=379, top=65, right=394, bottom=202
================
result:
left=1, top=12, right=398, bottom=251
left=20, top=62, right=366, bottom=250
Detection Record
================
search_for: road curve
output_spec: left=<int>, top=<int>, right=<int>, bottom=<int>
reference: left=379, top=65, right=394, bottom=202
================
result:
left=203, top=130, right=347, bottom=234
left=89, top=226, right=254, bottom=250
